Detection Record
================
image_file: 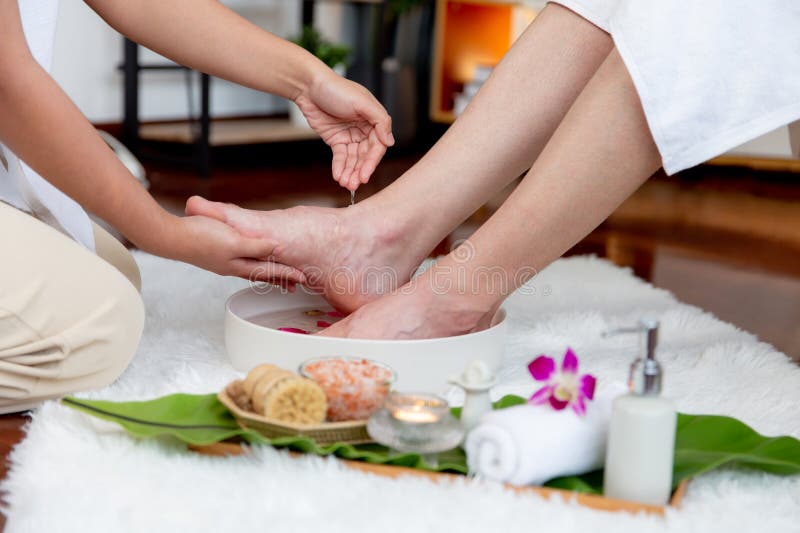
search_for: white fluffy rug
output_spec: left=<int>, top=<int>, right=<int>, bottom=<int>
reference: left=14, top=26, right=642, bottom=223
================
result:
left=2, top=254, right=800, bottom=533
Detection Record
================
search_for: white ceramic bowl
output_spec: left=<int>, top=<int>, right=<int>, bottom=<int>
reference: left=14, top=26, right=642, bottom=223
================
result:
left=224, top=287, right=507, bottom=392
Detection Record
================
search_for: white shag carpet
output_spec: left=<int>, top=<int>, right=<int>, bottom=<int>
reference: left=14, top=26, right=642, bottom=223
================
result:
left=2, top=253, right=800, bottom=533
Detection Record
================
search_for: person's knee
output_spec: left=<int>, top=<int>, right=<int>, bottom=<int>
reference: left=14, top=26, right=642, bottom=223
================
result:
left=56, top=272, right=145, bottom=390
left=94, top=278, right=145, bottom=385
left=0, top=278, right=144, bottom=414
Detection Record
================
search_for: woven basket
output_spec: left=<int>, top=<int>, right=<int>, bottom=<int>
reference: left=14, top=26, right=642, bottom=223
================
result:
left=219, top=381, right=372, bottom=445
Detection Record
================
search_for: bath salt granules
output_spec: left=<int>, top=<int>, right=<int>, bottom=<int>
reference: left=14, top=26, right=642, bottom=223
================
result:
left=301, top=358, right=395, bottom=421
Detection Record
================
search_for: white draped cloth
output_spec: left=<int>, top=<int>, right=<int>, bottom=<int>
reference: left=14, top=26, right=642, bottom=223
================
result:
left=550, top=0, right=800, bottom=175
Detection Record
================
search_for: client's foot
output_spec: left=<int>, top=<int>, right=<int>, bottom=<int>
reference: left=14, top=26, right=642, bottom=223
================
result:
left=318, top=271, right=498, bottom=340
left=185, top=196, right=428, bottom=312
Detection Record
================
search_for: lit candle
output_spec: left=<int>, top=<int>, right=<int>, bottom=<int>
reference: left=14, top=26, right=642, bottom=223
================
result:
left=367, top=392, right=465, bottom=458
left=392, top=407, right=440, bottom=424
left=388, top=394, right=447, bottom=426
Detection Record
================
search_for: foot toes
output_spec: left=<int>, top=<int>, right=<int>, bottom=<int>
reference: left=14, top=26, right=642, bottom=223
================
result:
left=185, top=196, right=229, bottom=223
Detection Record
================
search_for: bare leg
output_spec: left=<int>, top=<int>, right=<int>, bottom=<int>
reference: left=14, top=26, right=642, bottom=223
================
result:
left=359, top=4, right=613, bottom=249
left=186, top=5, right=612, bottom=311
left=322, top=49, right=661, bottom=339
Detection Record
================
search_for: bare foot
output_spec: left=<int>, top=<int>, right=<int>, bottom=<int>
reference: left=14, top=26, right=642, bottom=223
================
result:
left=185, top=196, right=429, bottom=312
left=317, top=270, right=497, bottom=340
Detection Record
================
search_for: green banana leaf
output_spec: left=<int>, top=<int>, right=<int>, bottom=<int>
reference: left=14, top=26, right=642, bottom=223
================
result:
left=545, top=470, right=604, bottom=494
left=672, top=413, right=800, bottom=484
left=62, top=395, right=467, bottom=473
left=62, top=395, right=268, bottom=446
left=62, top=393, right=800, bottom=495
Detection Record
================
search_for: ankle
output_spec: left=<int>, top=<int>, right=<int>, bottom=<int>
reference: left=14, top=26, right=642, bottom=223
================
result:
left=414, top=268, right=502, bottom=335
left=343, top=201, right=414, bottom=257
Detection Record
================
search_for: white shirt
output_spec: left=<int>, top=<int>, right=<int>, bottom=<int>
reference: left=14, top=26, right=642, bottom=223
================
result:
left=0, top=0, right=94, bottom=249
left=551, top=0, right=800, bottom=175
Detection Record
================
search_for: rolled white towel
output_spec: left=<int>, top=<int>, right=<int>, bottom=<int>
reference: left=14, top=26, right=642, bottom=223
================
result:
left=465, top=384, right=626, bottom=486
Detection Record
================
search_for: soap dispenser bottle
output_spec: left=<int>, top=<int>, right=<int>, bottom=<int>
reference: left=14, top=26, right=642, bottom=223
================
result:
left=603, top=319, right=676, bottom=506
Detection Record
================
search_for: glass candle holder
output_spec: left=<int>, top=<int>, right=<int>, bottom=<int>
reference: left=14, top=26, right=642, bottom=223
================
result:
left=367, top=392, right=464, bottom=458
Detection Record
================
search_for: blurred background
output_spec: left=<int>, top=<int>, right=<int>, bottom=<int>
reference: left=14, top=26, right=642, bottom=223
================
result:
left=52, top=0, right=800, bottom=360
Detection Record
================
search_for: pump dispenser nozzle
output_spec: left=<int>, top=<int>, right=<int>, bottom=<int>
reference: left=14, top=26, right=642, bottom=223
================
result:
left=603, top=319, right=662, bottom=396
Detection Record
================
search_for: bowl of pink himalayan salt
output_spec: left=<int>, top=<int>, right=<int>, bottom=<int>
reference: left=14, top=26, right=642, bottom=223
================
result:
left=224, top=287, right=507, bottom=392
left=299, top=357, right=396, bottom=421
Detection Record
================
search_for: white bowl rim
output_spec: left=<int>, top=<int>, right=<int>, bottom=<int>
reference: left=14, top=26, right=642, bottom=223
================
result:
left=225, top=287, right=507, bottom=345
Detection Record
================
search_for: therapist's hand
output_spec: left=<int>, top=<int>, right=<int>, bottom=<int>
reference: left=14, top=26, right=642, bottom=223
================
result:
left=295, top=70, right=394, bottom=191
left=83, top=0, right=393, bottom=191
left=155, top=213, right=306, bottom=287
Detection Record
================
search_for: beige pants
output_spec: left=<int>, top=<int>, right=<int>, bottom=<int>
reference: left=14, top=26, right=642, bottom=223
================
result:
left=0, top=202, right=144, bottom=413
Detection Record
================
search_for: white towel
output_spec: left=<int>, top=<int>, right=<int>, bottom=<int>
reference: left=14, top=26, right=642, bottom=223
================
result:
left=465, top=384, right=626, bottom=486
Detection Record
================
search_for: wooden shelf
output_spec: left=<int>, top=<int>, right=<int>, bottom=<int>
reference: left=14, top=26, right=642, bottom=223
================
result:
left=706, top=154, right=800, bottom=173
left=429, top=0, right=536, bottom=123
left=139, top=118, right=320, bottom=146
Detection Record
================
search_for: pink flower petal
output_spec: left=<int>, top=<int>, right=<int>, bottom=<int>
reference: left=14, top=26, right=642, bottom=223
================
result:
left=327, top=310, right=347, bottom=318
left=528, top=356, right=556, bottom=381
left=528, top=385, right=553, bottom=405
left=572, top=396, right=587, bottom=416
left=316, top=320, right=332, bottom=328
left=278, top=327, right=309, bottom=334
left=561, top=348, right=578, bottom=374
left=549, top=396, right=569, bottom=410
left=579, top=374, right=596, bottom=400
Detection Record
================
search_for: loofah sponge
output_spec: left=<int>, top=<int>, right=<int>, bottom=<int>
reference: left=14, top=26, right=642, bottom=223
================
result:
left=227, top=380, right=252, bottom=412
left=242, top=364, right=327, bottom=425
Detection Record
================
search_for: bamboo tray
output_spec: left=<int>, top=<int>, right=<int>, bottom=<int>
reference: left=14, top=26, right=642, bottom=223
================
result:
left=189, top=441, right=687, bottom=516
left=219, top=383, right=371, bottom=445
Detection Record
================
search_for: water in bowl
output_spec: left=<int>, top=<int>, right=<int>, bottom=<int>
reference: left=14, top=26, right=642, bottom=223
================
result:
left=247, top=306, right=347, bottom=334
